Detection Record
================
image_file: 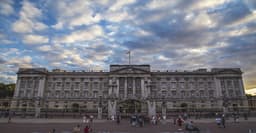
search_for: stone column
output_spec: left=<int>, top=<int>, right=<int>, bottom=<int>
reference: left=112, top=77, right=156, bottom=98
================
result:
left=116, top=78, right=119, bottom=96
left=214, top=77, right=221, bottom=97
left=108, top=100, right=116, bottom=119
left=141, top=78, right=145, bottom=98
left=133, top=78, right=135, bottom=97
left=124, top=77, right=127, bottom=99
left=162, top=102, right=167, bottom=117
left=98, top=107, right=102, bottom=119
left=98, top=96, right=103, bottom=119
left=239, top=78, right=245, bottom=96
left=14, top=78, right=21, bottom=97
left=38, top=77, right=46, bottom=97
left=109, top=79, right=112, bottom=95
left=147, top=100, right=156, bottom=117
left=35, top=76, right=46, bottom=118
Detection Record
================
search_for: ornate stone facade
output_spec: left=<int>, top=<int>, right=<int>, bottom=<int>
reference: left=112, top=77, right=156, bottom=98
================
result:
left=11, top=65, right=248, bottom=118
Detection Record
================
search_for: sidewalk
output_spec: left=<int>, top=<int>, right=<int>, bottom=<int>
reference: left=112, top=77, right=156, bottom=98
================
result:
left=0, top=118, right=108, bottom=124
left=1, top=117, right=256, bottom=124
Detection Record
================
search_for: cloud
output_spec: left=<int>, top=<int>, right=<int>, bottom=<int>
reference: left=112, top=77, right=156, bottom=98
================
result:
left=245, top=88, right=256, bottom=96
left=37, top=45, right=52, bottom=52
left=109, top=0, right=136, bottom=11
left=12, top=0, right=47, bottom=33
left=53, top=25, right=104, bottom=43
left=22, top=34, right=49, bottom=44
left=0, top=0, right=14, bottom=16
left=52, top=0, right=101, bottom=29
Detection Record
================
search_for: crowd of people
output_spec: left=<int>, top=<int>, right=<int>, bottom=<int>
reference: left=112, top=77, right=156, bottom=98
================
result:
left=34, top=111, right=251, bottom=133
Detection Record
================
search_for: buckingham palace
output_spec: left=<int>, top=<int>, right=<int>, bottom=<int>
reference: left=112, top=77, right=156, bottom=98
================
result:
left=11, top=64, right=248, bottom=118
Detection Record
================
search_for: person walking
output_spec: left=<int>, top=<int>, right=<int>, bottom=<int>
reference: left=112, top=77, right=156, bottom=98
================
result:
left=72, top=125, right=81, bottom=133
left=48, top=128, right=56, bottom=133
left=177, top=116, right=184, bottom=130
left=84, top=125, right=90, bottom=133
left=221, top=115, right=226, bottom=128
left=116, top=115, right=120, bottom=124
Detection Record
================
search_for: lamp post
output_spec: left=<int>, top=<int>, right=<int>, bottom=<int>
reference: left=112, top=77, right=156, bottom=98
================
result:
left=35, top=97, right=41, bottom=118
left=222, top=94, right=229, bottom=115
left=98, top=96, right=103, bottom=119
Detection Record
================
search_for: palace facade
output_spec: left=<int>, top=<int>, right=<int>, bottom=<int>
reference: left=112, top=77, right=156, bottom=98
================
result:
left=11, top=65, right=248, bottom=118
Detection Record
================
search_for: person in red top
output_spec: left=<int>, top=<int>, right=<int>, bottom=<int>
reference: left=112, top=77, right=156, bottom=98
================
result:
left=84, top=125, right=90, bottom=133
left=176, top=116, right=184, bottom=130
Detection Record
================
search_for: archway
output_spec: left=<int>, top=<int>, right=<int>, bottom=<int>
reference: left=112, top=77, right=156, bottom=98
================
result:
left=118, top=99, right=141, bottom=114
left=180, top=103, right=188, bottom=112
left=72, top=103, right=79, bottom=112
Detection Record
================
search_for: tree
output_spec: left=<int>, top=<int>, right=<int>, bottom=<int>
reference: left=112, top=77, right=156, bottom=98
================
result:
left=0, top=83, right=15, bottom=98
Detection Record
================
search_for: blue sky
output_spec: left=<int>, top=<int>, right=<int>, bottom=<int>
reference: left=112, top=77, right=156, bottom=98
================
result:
left=0, top=0, right=256, bottom=91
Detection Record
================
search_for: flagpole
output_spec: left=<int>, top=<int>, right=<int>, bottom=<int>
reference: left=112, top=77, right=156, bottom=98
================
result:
left=129, top=51, right=131, bottom=65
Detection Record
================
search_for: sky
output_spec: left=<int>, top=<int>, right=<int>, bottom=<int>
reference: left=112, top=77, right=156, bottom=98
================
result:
left=0, top=0, right=255, bottom=92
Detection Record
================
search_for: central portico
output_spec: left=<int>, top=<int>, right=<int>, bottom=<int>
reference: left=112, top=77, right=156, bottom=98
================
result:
left=107, top=65, right=156, bottom=117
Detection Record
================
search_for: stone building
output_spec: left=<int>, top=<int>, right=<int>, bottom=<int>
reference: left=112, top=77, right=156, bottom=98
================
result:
left=11, top=65, right=248, bottom=118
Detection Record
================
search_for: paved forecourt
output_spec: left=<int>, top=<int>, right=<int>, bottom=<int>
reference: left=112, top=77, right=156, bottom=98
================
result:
left=1, top=118, right=256, bottom=133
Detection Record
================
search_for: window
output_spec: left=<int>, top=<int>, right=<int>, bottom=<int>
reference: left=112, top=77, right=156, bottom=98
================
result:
left=65, top=82, right=70, bottom=89
left=234, top=80, right=239, bottom=88
left=189, top=82, right=194, bottom=89
left=180, top=82, right=185, bottom=89
left=74, top=82, right=80, bottom=90
left=235, top=90, right=241, bottom=96
left=20, top=80, right=26, bottom=88
left=172, top=82, right=177, bottom=88
left=209, top=90, right=214, bottom=97
left=229, top=90, right=234, bottom=97
left=199, top=90, right=204, bottom=97
left=221, top=80, right=225, bottom=89
left=227, top=80, right=232, bottom=88
left=162, top=90, right=167, bottom=96
left=171, top=91, right=176, bottom=96
left=208, top=82, right=212, bottom=88
left=181, top=91, right=185, bottom=97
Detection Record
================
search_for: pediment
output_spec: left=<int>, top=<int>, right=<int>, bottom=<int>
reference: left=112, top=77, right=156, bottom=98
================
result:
left=111, top=67, right=150, bottom=74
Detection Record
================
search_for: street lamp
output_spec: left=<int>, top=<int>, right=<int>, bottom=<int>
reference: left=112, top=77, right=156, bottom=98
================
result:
left=222, top=94, right=229, bottom=115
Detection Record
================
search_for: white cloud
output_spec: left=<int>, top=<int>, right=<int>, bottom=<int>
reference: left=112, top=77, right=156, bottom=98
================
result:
left=37, top=45, right=52, bottom=52
left=190, top=0, right=230, bottom=11
left=23, top=34, right=49, bottom=44
left=192, top=13, right=216, bottom=28
left=146, top=0, right=177, bottom=10
left=12, top=0, right=47, bottom=33
left=53, top=25, right=104, bottom=43
left=104, top=11, right=132, bottom=22
left=245, top=88, right=256, bottom=96
left=0, top=0, right=14, bottom=16
left=109, top=0, right=136, bottom=11
left=53, top=0, right=101, bottom=29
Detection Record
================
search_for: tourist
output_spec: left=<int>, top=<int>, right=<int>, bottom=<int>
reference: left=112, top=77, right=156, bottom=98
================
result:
left=89, top=115, right=94, bottom=123
left=83, top=115, right=87, bottom=123
left=72, top=124, right=81, bottom=133
left=173, top=116, right=177, bottom=125
left=176, top=116, right=184, bottom=130
left=116, top=115, right=120, bottom=124
left=244, top=113, right=248, bottom=120
left=215, top=116, right=221, bottom=128
left=138, top=115, right=144, bottom=127
left=185, top=121, right=200, bottom=132
left=84, top=125, right=90, bottom=133
left=151, top=115, right=156, bottom=125
left=221, top=114, right=226, bottom=128
left=48, top=128, right=56, bottom=133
